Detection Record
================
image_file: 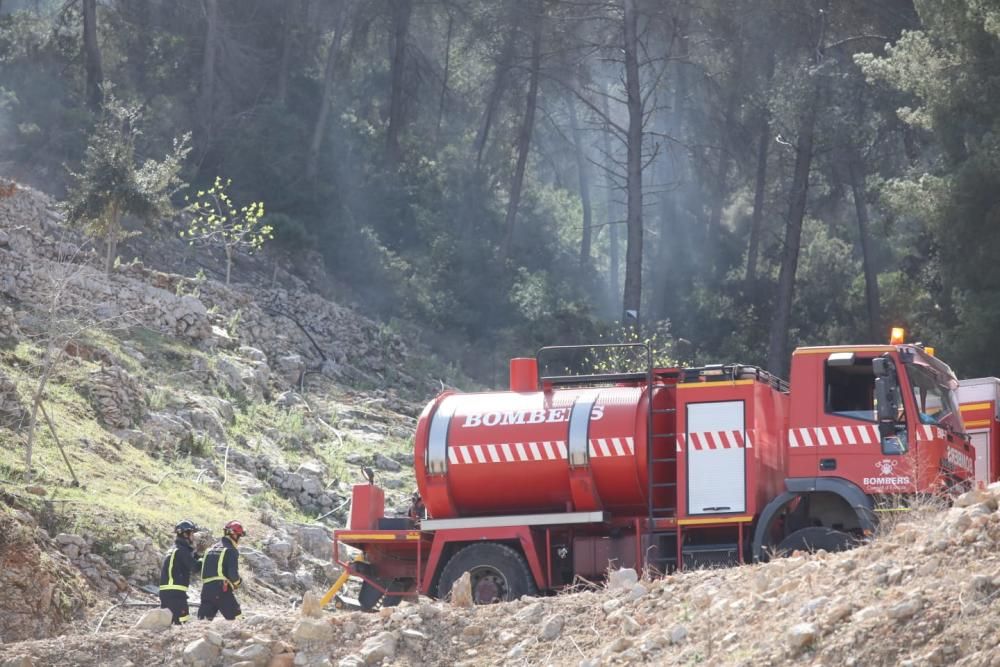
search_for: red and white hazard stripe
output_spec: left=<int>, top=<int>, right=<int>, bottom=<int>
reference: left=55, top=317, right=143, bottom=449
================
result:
left=588, top=437, right=635, bottom=457
left=676, top=430, right=752, bottom=452
left=916, top=425, right=944, bottom=441
left=447, top=437, right=634, bottom=464
left=786, top=424, right=944, bottom=447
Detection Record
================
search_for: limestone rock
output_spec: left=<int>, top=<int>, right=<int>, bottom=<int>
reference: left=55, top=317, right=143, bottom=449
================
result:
left=450, top=571, right=473, bottom=607
left=2, top=657, right=33, bottom=667
left=0, top=512, right=90, bottom=642
left=293, top=525, right=333, bottom=559
left=300, top=591, right=323, bottom=618
left=888, top=596, right=923, bottom=620
left=373, top=453, right=401, bottom=472
left=0, top=372, right=25, bottom=429
left=359, top=631, right=398, bottom=665
left=668, top=625, right=688, bottom=644
left=275, top=354, right=305, bottom=386
left=787, top=623, right=818, bottom=651
left=608, top=567, right=639, bottom=591
left=292, top=618, right=334, bottom=642
left=540, top=614, right=565, bottom=641
left=0, top=306, right=19, bottom=341
left=183, top=638, right=221, bottom=666
left=86, top=366, right=147, bottom=429
left=134, top=608, right=173, bottom=631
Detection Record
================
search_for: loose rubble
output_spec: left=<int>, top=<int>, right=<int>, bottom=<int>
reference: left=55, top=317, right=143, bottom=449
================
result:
left=6, top=489, right=1000, bottom=666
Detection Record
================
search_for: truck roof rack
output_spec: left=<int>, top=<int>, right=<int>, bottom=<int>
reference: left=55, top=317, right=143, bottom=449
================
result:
left=681, top=363, right=789, bottom=392
left=535, top=343, right=670, bottom=389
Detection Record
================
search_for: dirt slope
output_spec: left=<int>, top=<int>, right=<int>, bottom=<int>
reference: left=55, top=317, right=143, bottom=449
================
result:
left=3, top=487, right=1000, bottom=667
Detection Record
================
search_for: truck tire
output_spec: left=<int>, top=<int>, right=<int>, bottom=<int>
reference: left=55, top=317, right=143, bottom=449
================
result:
left=436, top=543, right=538, bottom=604
left=776, top=527, right=854, bottom=555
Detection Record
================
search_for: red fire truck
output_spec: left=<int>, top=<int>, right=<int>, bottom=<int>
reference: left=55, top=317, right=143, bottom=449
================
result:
left=327, top=338, right=974, bottom=609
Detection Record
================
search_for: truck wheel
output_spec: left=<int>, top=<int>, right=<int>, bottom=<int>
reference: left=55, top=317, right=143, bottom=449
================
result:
left=437, top=543, right=538, bottom=604
left=776, top=527, right=854, bottom=555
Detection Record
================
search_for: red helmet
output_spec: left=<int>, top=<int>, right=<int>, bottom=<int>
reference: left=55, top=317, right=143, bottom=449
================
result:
left=224, top=520, right=246, bottom=539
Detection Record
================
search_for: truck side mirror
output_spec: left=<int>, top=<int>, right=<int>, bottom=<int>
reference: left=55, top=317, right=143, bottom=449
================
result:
left=874, top=376, right=897, bottom=424
left=873, top=355, right=902, bottom=440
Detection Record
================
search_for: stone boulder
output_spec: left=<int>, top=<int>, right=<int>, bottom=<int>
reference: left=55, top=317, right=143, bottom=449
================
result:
left=292, top=525, right=333, bottom=560
left=0, top=372, right=26, bottom=429
left=274, top=354, right=304, bottom=387
left=0, top=511, right=91, bottom=642
left=215, top=355, right=269, bottom=398
left=134, top=608, right=173, bottom=631
left=0, top=305, right=19, bottom=341
left=87, top=366, right=147, bottom=429
left=141, top=411, right=195, bottom=455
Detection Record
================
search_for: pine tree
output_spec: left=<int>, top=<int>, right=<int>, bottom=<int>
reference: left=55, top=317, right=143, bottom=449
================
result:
left=65, top=95, right=190, bottom=273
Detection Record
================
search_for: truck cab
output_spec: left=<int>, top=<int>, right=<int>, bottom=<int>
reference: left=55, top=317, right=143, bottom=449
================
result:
left=752, top=343, right=975, bottom=558
left=787, top=344, right=972, bottom=494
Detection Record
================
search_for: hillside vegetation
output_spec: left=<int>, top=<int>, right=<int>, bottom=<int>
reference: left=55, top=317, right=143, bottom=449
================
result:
left=0, top=183, right=444, bottom=640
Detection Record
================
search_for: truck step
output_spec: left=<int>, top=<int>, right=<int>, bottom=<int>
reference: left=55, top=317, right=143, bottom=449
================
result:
left=651, top=482, right=677, bottom=488
left=651, top=457, right=677, bottom=463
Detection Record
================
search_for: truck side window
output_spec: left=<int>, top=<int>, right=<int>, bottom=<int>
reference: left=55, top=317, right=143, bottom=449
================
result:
left=825, top=358, right=876, bottom=422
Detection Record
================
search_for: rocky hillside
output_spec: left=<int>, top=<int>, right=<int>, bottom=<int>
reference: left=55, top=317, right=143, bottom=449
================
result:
left=2, top=486, right=1000, bottom=667
left=5, top=181, right=1000, bottom=667
left=0, top=182, right=455, bottom=642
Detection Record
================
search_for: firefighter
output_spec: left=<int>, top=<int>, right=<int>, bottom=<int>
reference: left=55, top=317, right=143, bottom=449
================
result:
left=158, top=519, right=201, bottom=624
left=198, top=520, right=246, bottom=621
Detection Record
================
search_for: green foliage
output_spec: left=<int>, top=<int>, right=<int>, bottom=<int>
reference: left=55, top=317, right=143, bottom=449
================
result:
left=182, top=177, right=272, bottom=285
left=64, top=94, right=190, bottom=271
left=585, top=321, right=678, bottom=374
left=7, top=0, right=1000, bottom=382
left=857, top=0, right=1000, bottom=374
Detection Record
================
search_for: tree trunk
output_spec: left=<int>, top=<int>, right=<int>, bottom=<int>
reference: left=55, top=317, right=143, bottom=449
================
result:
left=306, top=0, right=348, bottom=181
left=498, top=1, right=543, bottom=262
left=104, top=208, right=120, bottom=274
left=384, top=0, right=413, bottom=166
left=199, top=0, right=219, bottom=142
left=744, top=113, right=770, bottom=286
left=766, top=76, right=821, bottom=377
left=706, top=141, right=729, bottom=250
left=435, top=13, right=454, bottom=141
left=744, top=49, right=774, bottom=287
left=567, top=94, right=593, bottom=272
left=621, top=0, right=643, bottom=327
left=850, top=158, right=880, bottom=342
left=225, top=245, right=232, bottom=285
left=276, top=0, right=298, bottom=107
left=25, top=346, right=62, bottom=479
left=473, top=0, right=519, bottom=169
left=82, top=0, right=103, bottom=111
left=653, top=11, right=689, bottom=323
left=601, top=91, right=620, bottom=313
left=132, top=0, right=150, bottom=92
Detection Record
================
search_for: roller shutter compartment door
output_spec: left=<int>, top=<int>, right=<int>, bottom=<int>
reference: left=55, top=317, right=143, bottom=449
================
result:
left=686, top=401, right=746, bottom=515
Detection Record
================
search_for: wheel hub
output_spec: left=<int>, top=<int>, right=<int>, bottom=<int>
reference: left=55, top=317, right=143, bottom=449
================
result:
left=471, top=568, right=507, bottom=604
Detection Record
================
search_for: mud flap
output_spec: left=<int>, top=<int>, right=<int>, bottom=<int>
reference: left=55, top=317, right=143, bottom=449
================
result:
left=357, top=580, right=384, bottom=611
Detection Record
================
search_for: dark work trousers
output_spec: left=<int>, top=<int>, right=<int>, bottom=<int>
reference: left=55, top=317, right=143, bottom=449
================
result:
left=198, top=582, right=242, bottom=620
left=159, top=589, right=191, bottom=624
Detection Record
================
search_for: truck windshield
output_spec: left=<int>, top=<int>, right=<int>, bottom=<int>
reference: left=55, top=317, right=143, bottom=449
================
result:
left=904, top=361, right=960, bottom=429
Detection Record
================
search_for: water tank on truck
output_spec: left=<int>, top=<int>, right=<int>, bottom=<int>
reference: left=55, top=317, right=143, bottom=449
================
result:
left=413, top=374, right=677, bottom=520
